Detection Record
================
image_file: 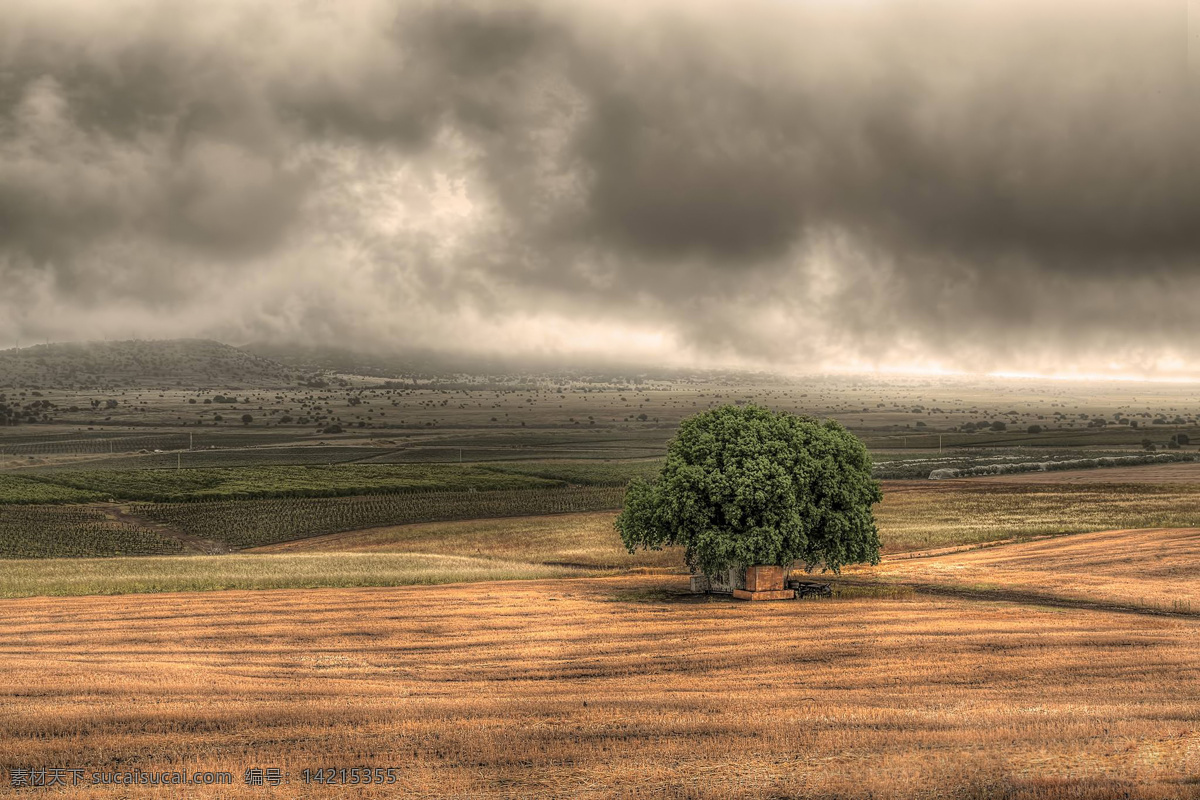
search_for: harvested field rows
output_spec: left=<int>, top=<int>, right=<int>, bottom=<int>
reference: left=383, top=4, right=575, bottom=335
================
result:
left=2, top=578, right=1199, bottom=798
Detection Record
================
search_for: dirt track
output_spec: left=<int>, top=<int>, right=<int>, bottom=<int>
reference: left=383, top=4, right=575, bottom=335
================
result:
left=95, top=503, right=228, bottom=554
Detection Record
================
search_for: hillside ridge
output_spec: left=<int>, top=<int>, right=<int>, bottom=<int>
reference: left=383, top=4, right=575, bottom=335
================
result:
left=0, top=338, right=297, bottom=388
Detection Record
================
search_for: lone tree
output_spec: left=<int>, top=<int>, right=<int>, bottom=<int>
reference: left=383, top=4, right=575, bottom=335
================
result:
left=616, top=404, right=883, bottom=577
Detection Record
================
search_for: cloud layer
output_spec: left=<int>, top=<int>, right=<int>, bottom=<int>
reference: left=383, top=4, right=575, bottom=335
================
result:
left=1, top=0, right=1196, bottom=374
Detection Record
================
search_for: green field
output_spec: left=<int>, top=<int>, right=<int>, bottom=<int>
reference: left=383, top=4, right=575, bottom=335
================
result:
left=478, top=459, right=665, bottom=486
left=17, top=446, right=381, bottom=472
left=0, top=475, right=105, bottom=504
left=6, top=464, right=561, bottom=503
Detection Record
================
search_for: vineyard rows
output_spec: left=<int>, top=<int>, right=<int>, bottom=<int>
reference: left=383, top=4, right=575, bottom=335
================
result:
left=363, top=446, right=666, bottom=464
left=0, top=434, right=191, bottom=456
left=479, top=459, right=663, bottom=486
left=3, top=464, right=559, bottom=504
left=0, top=475, right=105, bottom=504
left=133, top=486, right=627, bottom=548
left=21, top=446, right=377, bottom=474
left=0, top=505, right=183, bottom=558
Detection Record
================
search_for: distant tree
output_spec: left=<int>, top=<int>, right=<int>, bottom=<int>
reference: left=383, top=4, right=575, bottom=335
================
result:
left=213, top=414, right=224, bottom=422
left=1026, top=424, right=1042, bottom=434
left=1142, top=439, right=1155, bottom=451
left=989, top=421, right=1007, bottom=432
left=616, top=405, right=882, bottom=576
left=1177, top=433, right=1191, bottom=445
left=240, top=414, right=253, bottom=425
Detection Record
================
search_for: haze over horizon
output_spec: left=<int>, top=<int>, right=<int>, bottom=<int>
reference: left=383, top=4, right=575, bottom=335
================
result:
left=2, top=0, right=1197, bottom=378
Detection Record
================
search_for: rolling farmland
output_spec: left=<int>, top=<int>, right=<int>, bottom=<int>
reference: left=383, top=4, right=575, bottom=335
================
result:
left=1, top=464, right=561, bottom=503
left=13, top=476, right=1200, bottom=562
left=132, top=487, right=627, bottom=549
left=7, top=363, right=1200, bottom=797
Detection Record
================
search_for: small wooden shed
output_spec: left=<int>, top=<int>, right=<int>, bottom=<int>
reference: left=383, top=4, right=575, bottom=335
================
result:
left=690, top=564, right=794, bottom=600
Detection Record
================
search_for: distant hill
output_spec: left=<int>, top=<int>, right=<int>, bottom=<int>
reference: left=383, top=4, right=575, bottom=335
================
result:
left=241, top=343, right=753, bottom=384
left=0, top=339, right=298, bottom=388
left=241, top=343, right=449, bottom=379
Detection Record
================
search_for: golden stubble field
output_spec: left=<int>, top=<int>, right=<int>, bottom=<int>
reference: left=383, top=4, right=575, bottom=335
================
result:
left=3, top=575, right=1200, bottom=799
left=857, top=527, right=1200, bottom=614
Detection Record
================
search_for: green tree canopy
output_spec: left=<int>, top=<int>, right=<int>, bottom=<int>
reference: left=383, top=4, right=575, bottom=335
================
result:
left=616, top=404, right=882, bottom=576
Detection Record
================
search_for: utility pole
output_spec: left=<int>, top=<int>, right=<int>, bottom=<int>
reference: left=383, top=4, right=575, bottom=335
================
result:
left=939, top=434, right=943, bottom=453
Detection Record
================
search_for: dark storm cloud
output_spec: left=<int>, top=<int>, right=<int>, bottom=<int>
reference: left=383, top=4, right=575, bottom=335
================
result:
left=0, top=0, right=1196, bottom=372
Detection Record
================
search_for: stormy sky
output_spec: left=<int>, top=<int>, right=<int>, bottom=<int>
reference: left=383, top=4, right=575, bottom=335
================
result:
left=1, top=0, right=1197, bottom=375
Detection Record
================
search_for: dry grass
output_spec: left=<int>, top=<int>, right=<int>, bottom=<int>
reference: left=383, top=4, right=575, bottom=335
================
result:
left=2, top=577, right=1199, bottom=799
left=251, top=511, right=681, bottom=569
left=855, top=527, right=1200, bottom=614
left=0, top=552, right=605, bottom=598
left=874, top=480, right=1200, bottom=553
